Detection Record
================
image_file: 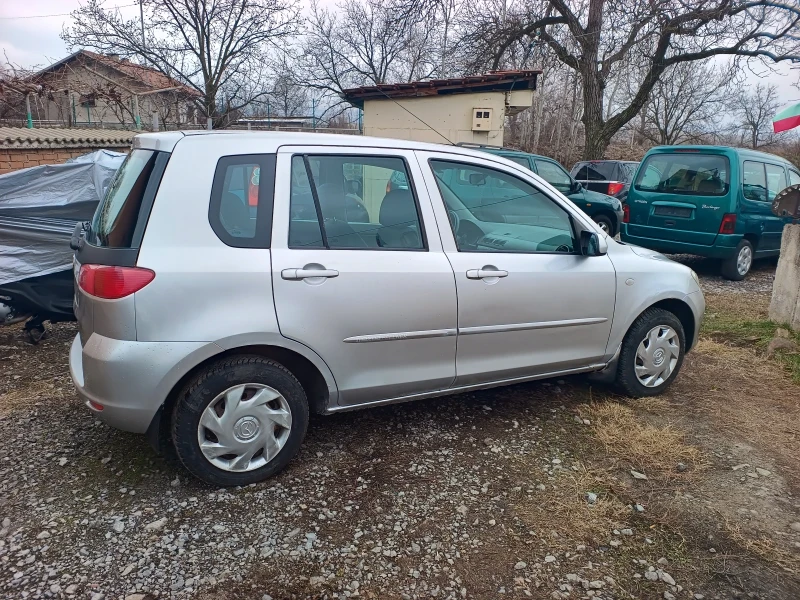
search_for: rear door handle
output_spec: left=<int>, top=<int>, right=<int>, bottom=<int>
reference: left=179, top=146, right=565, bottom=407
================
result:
left=466, top=268, right=508, bottom=279
left=281, top=268, right=339, bottom=280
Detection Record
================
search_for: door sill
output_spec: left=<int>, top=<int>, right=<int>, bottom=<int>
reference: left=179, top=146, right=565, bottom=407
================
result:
left=326, top=363, right=607, bottom=413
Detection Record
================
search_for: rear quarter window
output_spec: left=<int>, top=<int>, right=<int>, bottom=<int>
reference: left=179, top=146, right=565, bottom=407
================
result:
left=634, top=153, right=729, bottom=196
left=209, top=154, right=275, bottom=248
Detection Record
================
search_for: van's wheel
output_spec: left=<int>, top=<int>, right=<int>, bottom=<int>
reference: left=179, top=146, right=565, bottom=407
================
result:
left=721, top=240, right=753, bottom=281
left=172, top=356, right=308, bottom=486
left=593, top=215, right=614, bottom=235
left=615, top=308, right=685, bottom=398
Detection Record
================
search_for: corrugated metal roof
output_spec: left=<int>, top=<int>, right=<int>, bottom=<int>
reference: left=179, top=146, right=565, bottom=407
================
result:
left=0, top=127, right=136, bottom=149
left=342, top=70, right=541, bottom=107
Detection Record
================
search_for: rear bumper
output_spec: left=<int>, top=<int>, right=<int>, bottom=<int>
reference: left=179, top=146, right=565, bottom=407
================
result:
left=69, top=333, right=209, bottom=434
left=620, top=225, right=740, bottom=258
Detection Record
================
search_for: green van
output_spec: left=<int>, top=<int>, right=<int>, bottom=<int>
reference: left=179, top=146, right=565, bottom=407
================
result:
left=621, top=146, right=800, bottom=280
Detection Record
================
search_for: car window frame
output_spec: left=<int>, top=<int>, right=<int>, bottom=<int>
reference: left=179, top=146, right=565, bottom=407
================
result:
left=764, top=162, right=788, bottom=202
left=789, top=169, right=800, bottom=187
left=208, top=153, right=275, bottom=249
left=742, top=160, right=770, bottom=203
left=287, top=152, right=429, bottom=252
left=427, top=157, right=581, bottom=255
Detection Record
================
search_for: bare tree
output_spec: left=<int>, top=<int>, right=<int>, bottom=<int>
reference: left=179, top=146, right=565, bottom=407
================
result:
left=62, top=0, right=302, bottom=128
left=729, top=82, right=781, bottom=148
left=301, top=0, right=438, bottom=117
left=457, top=0, right=800, bottom=158
left=645, top=61, right=732, bottom=145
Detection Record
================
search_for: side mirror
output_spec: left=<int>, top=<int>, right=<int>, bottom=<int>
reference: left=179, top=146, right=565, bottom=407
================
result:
left=580, top=230, right=607, bottom=256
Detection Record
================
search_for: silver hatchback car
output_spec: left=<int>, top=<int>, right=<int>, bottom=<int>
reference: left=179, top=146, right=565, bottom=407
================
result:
left=70, top=131, right=704, bottom=486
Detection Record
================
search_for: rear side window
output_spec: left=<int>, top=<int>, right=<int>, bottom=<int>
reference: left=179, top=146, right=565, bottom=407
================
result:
left=742, top=161, right=768, bottom=202
left=288, top=154, right=425, bottom=250
left=635, top=153, right=729, bottom=196
left=209, top=154, right=275, bottom=248
left=790, top=170, right=800, bottom=186
left=765, top=164, right=788, bottom=201
left=88, top=149, right=158, bottom=248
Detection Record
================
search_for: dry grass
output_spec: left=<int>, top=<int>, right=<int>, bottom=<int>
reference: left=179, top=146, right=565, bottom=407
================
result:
left=721, top=516, right=800, bottom=574
left=580, top=402, right=708, bottom=478
left=516, top=467, right=631, bottom=547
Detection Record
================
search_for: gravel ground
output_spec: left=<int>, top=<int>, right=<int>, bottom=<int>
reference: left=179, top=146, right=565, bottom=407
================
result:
left=1, top=259, right=798, bottom=600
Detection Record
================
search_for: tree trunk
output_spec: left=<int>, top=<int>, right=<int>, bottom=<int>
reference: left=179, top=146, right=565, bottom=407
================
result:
left=580, top=1, right=605, bottom=159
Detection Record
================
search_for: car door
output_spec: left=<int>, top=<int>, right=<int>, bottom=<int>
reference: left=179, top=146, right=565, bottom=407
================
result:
left=765, top=163, right=791, bottom=250
left=271, top=146, right=458, bottom=407
left=742, top=161, right=780, bottom=253
left=416, top=151, right=617, bottom=386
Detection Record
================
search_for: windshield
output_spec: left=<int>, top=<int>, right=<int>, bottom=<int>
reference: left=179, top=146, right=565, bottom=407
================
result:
left=635, top=153, right=729, bottom=196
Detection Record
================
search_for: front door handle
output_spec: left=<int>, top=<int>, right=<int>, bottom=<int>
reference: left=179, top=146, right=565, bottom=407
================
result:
left=282, top=268, right=339, bottom=280
left=466, top=268, right=508, bottom=279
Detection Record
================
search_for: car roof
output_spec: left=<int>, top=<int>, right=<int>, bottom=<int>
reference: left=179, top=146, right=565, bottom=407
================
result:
left=645, top=144, right=794, bottom=166
left=133, top=130, right=517, bottom=164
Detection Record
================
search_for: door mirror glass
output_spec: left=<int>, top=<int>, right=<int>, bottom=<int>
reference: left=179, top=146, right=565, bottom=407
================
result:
left=580, top=230, right=606, bottom=256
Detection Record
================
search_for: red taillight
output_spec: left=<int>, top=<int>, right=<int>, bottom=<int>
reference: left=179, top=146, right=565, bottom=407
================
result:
left=78, top=265, right=155, bottom=299
left=623, top=204, right=630, bottom=223
left=88, top=400, right=104, bottom=411
left=719, top=213, right=737, bottom=234
left=607, top=182, right=625, bottom=195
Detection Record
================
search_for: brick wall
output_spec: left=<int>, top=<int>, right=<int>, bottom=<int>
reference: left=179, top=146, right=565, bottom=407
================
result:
left=0, top=146, right=130, bottom=175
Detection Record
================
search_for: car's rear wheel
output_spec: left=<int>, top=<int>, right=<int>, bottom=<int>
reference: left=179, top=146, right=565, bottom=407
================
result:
left=593, top=214, right=614, bottom=235
left=721, top=239, right=753, bottom=281
left=172, top=356, right=308, bottom=486
left=615, top=308, right=685, bottom=398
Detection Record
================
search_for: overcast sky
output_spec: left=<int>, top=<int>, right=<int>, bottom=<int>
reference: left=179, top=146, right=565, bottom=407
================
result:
left=2, top=0, right=799, bottom=109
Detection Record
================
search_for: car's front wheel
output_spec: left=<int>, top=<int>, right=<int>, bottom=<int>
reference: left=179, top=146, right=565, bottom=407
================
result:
left=592, top=214, right=614, bottom=235
left=615, top=308, right=685, bottom=398
left=172, top=356, right=308, bottom=486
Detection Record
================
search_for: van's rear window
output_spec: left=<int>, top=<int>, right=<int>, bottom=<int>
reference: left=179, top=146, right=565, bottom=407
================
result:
left=635, top=154, right=729, bottom=196
left=87, top=149, right=158, bottom=248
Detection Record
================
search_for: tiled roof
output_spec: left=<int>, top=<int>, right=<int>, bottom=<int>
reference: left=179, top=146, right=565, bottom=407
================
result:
left=0, top=127, right=136, bottom=149
left=33, top=50, right=202, bottom=98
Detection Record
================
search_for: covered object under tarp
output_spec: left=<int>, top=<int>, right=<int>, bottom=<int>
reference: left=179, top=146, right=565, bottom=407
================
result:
left=0, top=150, right=126, bottom=286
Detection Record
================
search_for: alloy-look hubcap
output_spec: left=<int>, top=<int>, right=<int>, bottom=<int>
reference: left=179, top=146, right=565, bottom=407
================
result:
left=197, top=383, right=292, bottom=472
left=737, top=245, right=752, bottom=276
left=634, top=325, right=680, bottom=388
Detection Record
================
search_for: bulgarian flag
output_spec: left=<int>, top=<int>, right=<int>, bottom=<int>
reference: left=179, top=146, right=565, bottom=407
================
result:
left=773, top=101, right=800, bottom=133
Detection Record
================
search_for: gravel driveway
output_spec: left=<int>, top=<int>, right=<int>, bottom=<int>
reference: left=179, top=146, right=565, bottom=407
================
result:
left=2, top=258, right=798, bottom=600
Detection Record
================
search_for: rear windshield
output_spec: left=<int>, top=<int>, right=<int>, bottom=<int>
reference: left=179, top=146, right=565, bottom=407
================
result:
left=635, top=153, right=729, bottom=196
left=86, top=149, right=158, bottom=248
left=572, top=162, right=619, bottom=181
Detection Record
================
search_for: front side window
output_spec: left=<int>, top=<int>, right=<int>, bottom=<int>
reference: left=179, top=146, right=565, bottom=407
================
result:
left=635, top=153, right=729, bottom=196
left=765, top=164, right=788, bottom=201
left=429, top=159, right=575, bottom=254
left=789, top=170, right=800, bottom=186
left=289, top=155, right=424, bottom=250
left=534, top=160, right=573, bottom=193
left=742, top=161, right=768, bottom=202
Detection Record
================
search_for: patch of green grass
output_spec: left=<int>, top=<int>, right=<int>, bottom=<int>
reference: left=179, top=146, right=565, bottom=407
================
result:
left=702, top=309, right=800, bottom=381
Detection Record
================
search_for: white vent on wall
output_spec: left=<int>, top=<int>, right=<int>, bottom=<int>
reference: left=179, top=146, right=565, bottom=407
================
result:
left=472, top=108, right=492, bottom=131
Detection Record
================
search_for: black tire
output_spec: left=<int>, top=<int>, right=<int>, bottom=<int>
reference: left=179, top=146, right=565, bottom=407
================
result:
left=172, top=355, right=309, bottom=486
left=615, top=308, right=686, bottom=398
left=593, top=214, right=614, bottom=236
left=721, top=239, right=754, bottom=281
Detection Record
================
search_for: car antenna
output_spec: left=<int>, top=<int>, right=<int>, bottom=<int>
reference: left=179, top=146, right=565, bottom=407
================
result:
left=372, top=86, right=456, bottom=146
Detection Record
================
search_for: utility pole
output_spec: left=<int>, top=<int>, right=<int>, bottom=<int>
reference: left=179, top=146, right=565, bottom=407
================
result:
left=140, top=1, right=146, bottom=48
left=25, top=93, right=33, bottom=128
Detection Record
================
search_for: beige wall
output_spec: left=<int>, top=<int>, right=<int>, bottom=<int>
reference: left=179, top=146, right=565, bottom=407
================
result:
left=362, top=92, right=510, bottom=146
